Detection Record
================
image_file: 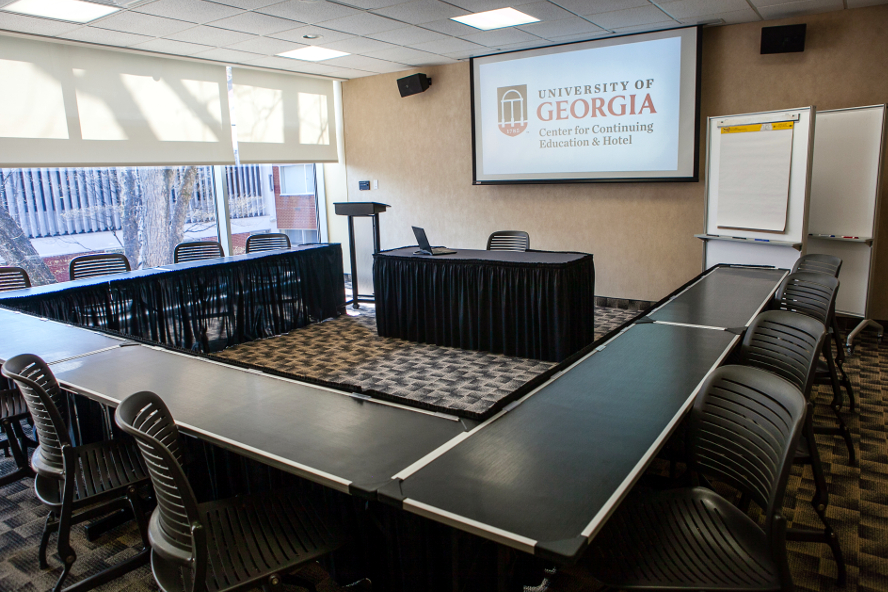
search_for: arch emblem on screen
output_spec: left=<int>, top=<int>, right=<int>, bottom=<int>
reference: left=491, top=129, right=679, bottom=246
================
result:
left=497, top=85, right=528, bottom=136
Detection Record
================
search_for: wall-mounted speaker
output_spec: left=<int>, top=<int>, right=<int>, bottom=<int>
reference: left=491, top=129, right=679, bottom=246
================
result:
left=397, top=73, right=432, bottom=97
left=761, top=24, right=806, bottom=54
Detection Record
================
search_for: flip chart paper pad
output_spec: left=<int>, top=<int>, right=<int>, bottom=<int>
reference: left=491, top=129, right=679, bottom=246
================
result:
left=717, top=122, right=794, bottom=232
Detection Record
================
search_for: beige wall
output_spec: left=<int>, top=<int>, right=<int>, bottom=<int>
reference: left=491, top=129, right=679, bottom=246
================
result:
left=338, top=5, right=888, bottom=310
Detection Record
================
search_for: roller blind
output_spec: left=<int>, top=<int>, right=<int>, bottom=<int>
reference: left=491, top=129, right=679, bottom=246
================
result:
left=0, top=34, right=234, bottom=167
left=231, top=67, right=338, bottom=164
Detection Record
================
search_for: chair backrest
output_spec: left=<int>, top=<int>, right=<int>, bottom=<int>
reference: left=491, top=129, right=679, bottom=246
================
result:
left=69, top=253, right=131, bottom=280
left=772, top=271, right=839, bottom=326
left=115, top=391, right=199, bottom=566
left=487, top=230, right=530, bottom=252
left=246, top=233, right=291, bottom=253
left=792, top=254, right=842, bottom=278
left=740, top=310, right=826, bottom=398
left=174, top=241, right=224, bottom=264
left=688, top=365, right=805, bottom=537
left=1, top=354, right=71, bottom=475
left=0, top=266, right=31, bottom=291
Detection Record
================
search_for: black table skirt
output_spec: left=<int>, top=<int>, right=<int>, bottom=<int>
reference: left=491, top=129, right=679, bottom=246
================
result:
left=373, top=248, right=595, bottom=362
left=0, top=245, right=345, bottom=353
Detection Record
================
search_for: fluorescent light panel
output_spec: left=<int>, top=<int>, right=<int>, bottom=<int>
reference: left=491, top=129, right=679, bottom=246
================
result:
left=277, top=46, right=349, bottom=61
left=3, top=0, right=119, bottom=23
left=451, top=7, right=539, bottom=31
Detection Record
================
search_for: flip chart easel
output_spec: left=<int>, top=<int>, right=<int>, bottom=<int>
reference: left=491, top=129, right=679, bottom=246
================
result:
left=697, top=107, right=815, bottom=271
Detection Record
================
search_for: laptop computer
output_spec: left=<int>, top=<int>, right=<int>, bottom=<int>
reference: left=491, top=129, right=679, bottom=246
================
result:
left=412, top=226, right=456, bottom=256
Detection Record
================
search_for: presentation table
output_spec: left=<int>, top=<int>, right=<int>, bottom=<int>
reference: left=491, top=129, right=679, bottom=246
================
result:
left=0, top=244, right=345, bottom=353
left=373, top=248, right=595, bottom=362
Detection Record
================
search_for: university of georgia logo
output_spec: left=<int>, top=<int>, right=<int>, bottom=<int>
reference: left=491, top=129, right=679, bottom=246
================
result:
left=497, top=85, right=528, bottom=136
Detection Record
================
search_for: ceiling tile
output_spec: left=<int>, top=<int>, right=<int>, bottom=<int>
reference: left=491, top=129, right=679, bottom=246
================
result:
left=518, top=17, right=604, bottom=39
left=132, top=37, right=215, bottom=55
left=367, top=25, right=448, bottom=44
left=372, top=0, right=469, bottom=25
left=322, top=36, right=396, bottom=52
left=416, top=54, right=458, bottom=64
left=611, top=20, right=677, bottom=32
left=209, top=0, right=282, bottom=8
left=557, top=0, right=652, bottom=17
left=512, top=1, right=577, bottom=21
left=846, top=0, right=888, bottom=7
left=192, top=47, right=266, bottom=62
left=91, top=11, right=196, bottom=37
left=249, top=55, right=340, bottom=73
left=335, top=0, right=413, bottom=9
left=546, top=31, right=610, bottom=43
left=166, top=25, right=257, bottom=45
left=362, top=45, right=439, bottom=64
left=258, top=1, right=361, bottom=24
left=412, top=35, right=482, bottom=53
left=445, top=0, right=513, bottom=11
left=677, top=7, right=761, bottom=24
left=756, top=0, right=842, bottom=18
left=207, top=11, right=300, bottom=34
left=420, top=17, right=477, bottom=35
left=324, top=54, right=406, bottom=71
left=134, top=0, right=244, bottom=24
left=59, top=26, right=154, bottom=47
left=228, top=35, right=302, bottom=53
left=319, top=11, right=403, bottom=34
left=443, top=49, right=483, bottom=59
left=589, top=5, right=676, bottom=28
left=658, top=0, right=750, bottom=19
left=459, top=28, right=542, bottom=47
left=269, top=25, right=355, bottom=43
left=331, top=67, right=378, bottom=77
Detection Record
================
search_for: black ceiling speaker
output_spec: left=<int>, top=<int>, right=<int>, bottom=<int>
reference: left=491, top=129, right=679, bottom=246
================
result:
left=761, top=24, right=806, bottom=54
left=397, top=73, right=432, bottom=97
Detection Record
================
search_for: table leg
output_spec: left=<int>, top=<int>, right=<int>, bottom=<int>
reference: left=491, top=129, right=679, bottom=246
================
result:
left=348, top=215, right=360, bottom=309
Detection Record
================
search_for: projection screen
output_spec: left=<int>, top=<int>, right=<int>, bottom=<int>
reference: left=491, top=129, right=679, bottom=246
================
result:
left=471, top=26, right=701, bottom=184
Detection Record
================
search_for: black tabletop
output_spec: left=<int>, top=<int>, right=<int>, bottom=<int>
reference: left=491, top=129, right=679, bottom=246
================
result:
left=647, top=266, right=787, bottom=328
left=0, top=308, right=130, bottom=364
left=376, top=247, right=590, bottom=266
left=51, top=344, right=468, bottom=497
left=380, top=322, right=738, bottom=561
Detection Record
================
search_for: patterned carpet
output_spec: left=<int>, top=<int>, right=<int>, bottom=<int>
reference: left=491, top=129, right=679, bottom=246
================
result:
left=1, top=312, right=884, bottom=592
left=214, top=306, right=638, bottom=419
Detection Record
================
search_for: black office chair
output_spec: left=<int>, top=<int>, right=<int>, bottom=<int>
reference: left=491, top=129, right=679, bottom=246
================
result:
left=1, top=354, right=151, bottom=592
left=69, top=253, right=131, bottom=280
left=0, top=266, right=32, bottom=291
left=772, top=271, right=855, bottom=464
left=739, top=310, right=845, bottom=582
left=582, top=365, right=805, bottom=592
left=0, top=383, right=36, bottom=487
left=792, top=254, right=855, bottom=411
left=115, top=390, right=348, bottom=592
left=173, top=240, right=224, bottom=264
left=487, top=230, right=530, bottom=252
left=246, top=232, right=291, bottom=254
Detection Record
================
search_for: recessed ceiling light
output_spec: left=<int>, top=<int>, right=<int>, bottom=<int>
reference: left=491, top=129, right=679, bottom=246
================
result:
left=2, top=0, right=119, bottom=23
left=277, top=46, right=349, bottom=61
left=451, top=7, right=539, bottom=31
left=302, top=34, right=321, bottom=39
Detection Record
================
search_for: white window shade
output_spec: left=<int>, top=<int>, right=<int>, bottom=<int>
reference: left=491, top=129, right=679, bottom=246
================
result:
left=0, top=34, right=234, bottom=167
left=231, top=68, right=338, bottom=164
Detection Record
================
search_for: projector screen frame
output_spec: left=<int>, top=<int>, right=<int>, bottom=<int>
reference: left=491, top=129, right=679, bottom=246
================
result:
left=470, top=26, right=703, bottom=185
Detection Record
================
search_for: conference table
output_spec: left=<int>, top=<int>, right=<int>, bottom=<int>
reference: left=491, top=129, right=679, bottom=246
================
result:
left=373, top=248, right=596, bottom=362
left=0, top=244, right=345, bottom=353
left=0, top=263, right=788, bottom=582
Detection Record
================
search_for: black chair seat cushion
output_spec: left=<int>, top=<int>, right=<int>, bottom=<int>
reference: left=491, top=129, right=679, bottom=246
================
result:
left=585, top=487, right=782, bottom=591
left=34, top=438, right=148, bottom=505
left=151, top=488, right=346, bottom=592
